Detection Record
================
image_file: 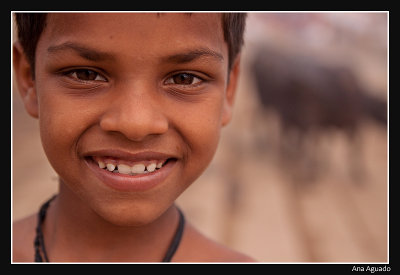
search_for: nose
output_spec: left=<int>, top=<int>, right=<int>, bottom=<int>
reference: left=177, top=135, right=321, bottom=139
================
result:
left=99, top=83, right=169, bottom=141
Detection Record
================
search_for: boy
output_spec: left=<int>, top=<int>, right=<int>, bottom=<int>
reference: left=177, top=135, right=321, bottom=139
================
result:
left=12, top=12, right=253, bottom=262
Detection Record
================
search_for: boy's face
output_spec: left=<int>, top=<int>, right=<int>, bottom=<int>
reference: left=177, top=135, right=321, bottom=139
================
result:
left=14, top=13, right=240, bottom=225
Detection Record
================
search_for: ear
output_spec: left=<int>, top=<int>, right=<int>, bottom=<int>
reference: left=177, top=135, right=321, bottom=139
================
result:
left=13, top=41, right=39, bottom=118
left=221, top=55, right=241, bottom=126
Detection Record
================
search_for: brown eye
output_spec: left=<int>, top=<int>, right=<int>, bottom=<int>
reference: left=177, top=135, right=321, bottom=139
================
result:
left=165, top=73, right=202, bottom=86
left=173, top=73, right=194, bottom=85
left=70, top=69, right=107, bottom=81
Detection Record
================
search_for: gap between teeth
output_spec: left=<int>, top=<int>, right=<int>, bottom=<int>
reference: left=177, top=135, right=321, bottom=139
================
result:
left=99, top=161, right=164, bottom=175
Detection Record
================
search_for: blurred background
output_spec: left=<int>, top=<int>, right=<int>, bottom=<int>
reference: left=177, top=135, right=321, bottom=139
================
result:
left=12, top=12, right=388, bottom=262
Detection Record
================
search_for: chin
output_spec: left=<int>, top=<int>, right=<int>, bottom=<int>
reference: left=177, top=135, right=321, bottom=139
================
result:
left=94, top=201, right=168, bottom=228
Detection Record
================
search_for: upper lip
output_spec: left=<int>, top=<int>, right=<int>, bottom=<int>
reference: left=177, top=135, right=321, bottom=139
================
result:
left=83, top=149, right=177, bottom=162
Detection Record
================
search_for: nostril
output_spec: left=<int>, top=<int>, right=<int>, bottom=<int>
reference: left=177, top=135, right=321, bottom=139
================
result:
left=99, top=111, right=169, bottom=142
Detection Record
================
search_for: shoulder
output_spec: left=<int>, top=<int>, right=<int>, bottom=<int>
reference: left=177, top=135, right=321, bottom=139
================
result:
left=174, top=221, right=257, bottom=263
left=12, top=213, right=37, bottom=262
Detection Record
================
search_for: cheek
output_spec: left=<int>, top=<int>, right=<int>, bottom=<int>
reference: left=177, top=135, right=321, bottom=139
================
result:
left=37, top=92, right=95, bottom=179
left=172, top=98, right=224, bottom=180
left=40, top=99, right=72, bottom=154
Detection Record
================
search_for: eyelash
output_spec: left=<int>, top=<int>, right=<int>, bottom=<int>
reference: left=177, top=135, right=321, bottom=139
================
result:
left=60, top=69, right=207, bottom=89
left=164, top=72, right=205, bottom=87
left=62, top=68, right=107, bottom=82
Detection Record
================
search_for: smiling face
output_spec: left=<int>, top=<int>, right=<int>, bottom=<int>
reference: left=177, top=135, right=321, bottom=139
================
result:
left=14, top=13, right=240, bottom=226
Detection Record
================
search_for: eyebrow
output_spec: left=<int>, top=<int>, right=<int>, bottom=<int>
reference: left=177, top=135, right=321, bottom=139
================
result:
left=47, top=42, right=224, bottom=64
left=47, top=42, right=115, bottom=62
left=162, top=48, right=224, bottom=64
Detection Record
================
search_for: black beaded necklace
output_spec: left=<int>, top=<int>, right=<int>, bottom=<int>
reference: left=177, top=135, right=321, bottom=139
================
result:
left=34, top=195, right=185, bottom=262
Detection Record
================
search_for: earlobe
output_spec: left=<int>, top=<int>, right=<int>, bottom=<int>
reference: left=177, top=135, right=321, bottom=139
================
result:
left=23, top=87, right=39, bottom=118
left=221, top=55, right=241, bottom=127
left=13, top=41, right=39, bottom=118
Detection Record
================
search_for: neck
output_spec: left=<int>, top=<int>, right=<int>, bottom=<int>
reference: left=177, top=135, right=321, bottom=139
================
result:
left=43, top=183, right=180, bottom=262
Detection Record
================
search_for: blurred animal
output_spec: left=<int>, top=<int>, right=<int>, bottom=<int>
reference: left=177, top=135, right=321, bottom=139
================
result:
left=250, top=47, right=387, bottom=183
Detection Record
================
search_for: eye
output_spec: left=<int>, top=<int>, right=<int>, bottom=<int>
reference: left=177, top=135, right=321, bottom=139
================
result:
left=165, top=73, right=202, bottom=86
left=67, top=69, right=107, bottom=82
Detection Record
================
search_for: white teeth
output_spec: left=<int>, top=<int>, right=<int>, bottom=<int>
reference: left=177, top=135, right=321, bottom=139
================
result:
left=106, top=163, right=116, bottom=171
left=98, top=160, right=165, bottom=175
left=117, top=164, right=131, bottom=175
left=98, top=161, right=106, bottom=169
left=146, top=163, right=157, bottom=172
left=131, top=164, right=146, bottom=174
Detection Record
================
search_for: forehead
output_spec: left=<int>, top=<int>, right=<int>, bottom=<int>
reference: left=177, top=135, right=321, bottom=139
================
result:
left=38, top=13, right=227, bottom=62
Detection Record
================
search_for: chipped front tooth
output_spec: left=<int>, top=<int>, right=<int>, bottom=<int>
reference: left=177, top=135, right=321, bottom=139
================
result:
left=156, top=162, right=163, bottom=169
left=98, top=161, right=106, bottom=169
left=146, top=163, right=157, bottom=172
left=106, top=163, right=116, bottom=171
left=131, top=164, right=146, bottom=174
left=117, top=164, right=131, bottom=175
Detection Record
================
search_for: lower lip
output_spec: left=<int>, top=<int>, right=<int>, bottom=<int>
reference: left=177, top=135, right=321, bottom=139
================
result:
left=85, top=158, right=177, bottom=192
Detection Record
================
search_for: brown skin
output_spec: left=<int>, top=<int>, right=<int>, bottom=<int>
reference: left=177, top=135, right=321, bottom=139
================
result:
left=13, top=13, right=254, bottom=262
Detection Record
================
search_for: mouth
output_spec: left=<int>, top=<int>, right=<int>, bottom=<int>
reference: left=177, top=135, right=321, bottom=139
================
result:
left=84, top=150, right=178, bottom=192
left=91, top=156, right=172, bottom=176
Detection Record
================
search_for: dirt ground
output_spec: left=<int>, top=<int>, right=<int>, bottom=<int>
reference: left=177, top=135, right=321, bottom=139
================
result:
left=12, top=13, right=388, bottom=262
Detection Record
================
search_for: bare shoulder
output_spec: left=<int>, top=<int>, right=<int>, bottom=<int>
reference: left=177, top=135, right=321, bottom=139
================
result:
left=174, top=221, right=257, bottom=262
left=12, top=213, right=37, bottom=262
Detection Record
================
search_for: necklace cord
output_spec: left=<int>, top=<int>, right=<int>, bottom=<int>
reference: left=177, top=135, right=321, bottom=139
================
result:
left=162, top=208, right=185, bottom=262
left=34, top=195, right=56, bottom=262
left=34, top=195, right=185, bottom=262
